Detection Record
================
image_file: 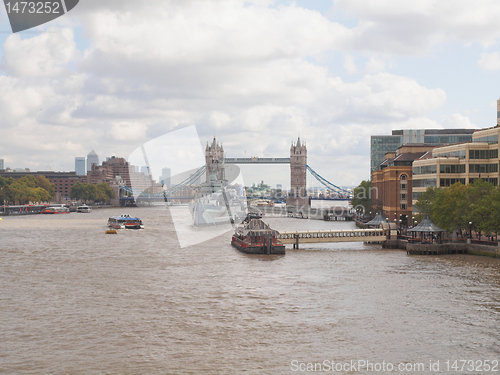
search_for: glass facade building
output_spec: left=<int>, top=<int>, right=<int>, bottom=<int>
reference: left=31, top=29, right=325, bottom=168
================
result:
left=75, top=157, right=86, bottom=176
left=370, top=135, right=402, bottom=172
left=371, top=129, right=475, bottom=173
left=87, top=150, right=99, bottom=172
left=412, top=126, right=500, bottom=212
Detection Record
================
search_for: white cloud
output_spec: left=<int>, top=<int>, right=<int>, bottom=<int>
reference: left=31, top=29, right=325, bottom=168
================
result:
left=441, top=113, right=478, bottom=129
left=344, top=54, right=357, bottom=74
left=334, top=0, right=500, bottom=54
left=2, top=28, right=78, bottom=77
left=79, top=1, right=348, bottom=68
left=0, top=0, right=487, bottom=186
left=364, top=56, right=387, bottom=74
left=478, top=52, right=500, bottom=71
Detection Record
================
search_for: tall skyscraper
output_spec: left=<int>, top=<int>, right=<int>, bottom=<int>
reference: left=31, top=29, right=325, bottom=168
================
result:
left=161, top=167, right=171, bottom=187
left=0, top=159, right=4, bottom=170
left=75, top=157, right=86, bottom=176
left=87, top=150, right=99, bottom=172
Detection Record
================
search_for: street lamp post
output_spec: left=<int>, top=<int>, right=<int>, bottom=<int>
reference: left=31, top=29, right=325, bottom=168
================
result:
left=469, top=221, right=472, bottom=239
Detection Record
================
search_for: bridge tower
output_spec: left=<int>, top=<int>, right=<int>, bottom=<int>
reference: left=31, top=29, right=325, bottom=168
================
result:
left=205, top=136, right=225, bottom=183
left=287, top=137, right=309, bottom=209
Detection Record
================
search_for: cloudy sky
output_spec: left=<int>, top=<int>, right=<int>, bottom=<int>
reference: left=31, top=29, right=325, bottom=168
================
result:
left=1, top=0, right=500, bottom=189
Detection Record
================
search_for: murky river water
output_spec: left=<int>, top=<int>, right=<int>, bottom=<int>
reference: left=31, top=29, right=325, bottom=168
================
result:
left=0, top=206, right=499, bottom=374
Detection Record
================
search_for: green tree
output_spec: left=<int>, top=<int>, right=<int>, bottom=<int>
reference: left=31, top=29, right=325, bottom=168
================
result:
left=70, top=182, right=87, bottom=201
left=0, top=175, right=54, bottom=204
left=433, top=182, right=469, bottom=233
left=0, top=176, right=14, bottom=189
left=83, top=184, right=98, bottom=203
left=415, top=179, right=500, bottom=237
left=71, top=182, right=114, bottom=203
left=467, top=179, right=496, bottom=235
left=95, top=183, right=114, bottom=204
left=35, top=175, right=55, bottom=197
left=351, top=180, right=378, bottom=217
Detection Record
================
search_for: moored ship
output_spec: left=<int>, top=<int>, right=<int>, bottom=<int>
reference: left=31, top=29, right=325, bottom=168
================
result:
left=107, top=214, right=144, bottom=229
left=231, top=218, right=285, bottom=255
left=190, top=137, right=247, bottom=226
left=41, top=205, right=70, bottom=214
left=190, top=188, right=247, bottom=226
left=76, top=205, right=91, bottom=213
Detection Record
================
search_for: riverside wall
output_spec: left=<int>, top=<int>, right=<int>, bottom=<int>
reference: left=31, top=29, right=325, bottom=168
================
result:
left=385, top=240, right=500, bottom=258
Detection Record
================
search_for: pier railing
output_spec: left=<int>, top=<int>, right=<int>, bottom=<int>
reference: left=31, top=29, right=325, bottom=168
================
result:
left=277, top=228, right=386, bottom=248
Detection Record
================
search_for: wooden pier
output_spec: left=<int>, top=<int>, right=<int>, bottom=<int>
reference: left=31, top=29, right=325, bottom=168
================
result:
left=0, top=205, right=47, bottom=216
left=276, top=228, right=386, bottom=249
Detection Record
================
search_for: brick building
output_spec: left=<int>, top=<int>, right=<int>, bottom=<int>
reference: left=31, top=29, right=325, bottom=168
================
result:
left=0, top=170, right=84, bottom=202
left=87, top=156, right=161, bottom=197
left=371, top=145, right=434, bottom=228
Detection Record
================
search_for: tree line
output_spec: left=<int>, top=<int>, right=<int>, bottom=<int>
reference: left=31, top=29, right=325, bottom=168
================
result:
left=70, top=182, right=115, bottom=204
left=415, top=179, right=500, bottom=237
left=0, top=175, right=115, bottom=205
left=0, top=175, right=54, bottom=205
left=351, top=180, right=380, bottom=217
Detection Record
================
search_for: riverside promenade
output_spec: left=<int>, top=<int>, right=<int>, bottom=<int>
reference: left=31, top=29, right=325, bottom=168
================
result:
left=356, top=218, right=500, bottom=258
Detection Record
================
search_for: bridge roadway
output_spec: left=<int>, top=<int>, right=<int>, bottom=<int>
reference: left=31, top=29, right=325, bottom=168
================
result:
left=276, top=228, right=386, bottom=249
left=224, top=157, right=290, bottom=164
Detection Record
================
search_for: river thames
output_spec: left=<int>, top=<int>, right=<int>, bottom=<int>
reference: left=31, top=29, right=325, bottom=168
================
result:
left=1, top=206, right=499, bottom=374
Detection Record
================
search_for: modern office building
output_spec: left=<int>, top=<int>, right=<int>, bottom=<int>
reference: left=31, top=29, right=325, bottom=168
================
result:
left=0, top=159, right=4, bottom=170
left=372, top=124, right=500, bottom=223
left=75, top=157, right=86, bottom=176
left=371, top=129, right=475, bottom=173
left=160, top=167, right=171, bottom=187
left=87, top=150, right=99, bottom=172
left=412, top=126, right=500, bottom=210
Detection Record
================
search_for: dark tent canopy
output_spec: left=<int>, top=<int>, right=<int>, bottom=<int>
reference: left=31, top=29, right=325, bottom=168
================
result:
left=408, top=214, right=445, bottom=232
left=365, top=212, right=388, bottom=227
left=408, top=214, right=445, bottom=243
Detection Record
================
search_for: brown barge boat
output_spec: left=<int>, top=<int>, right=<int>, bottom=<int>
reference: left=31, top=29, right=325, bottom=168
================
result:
left=231, top=219, right=285, bottom=255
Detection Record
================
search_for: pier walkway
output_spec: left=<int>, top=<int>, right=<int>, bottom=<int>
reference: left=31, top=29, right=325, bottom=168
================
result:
left=277, top=228, right=386, bottom=249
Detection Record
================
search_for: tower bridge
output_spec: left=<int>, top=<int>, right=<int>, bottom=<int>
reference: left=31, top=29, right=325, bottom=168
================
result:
left=120, top=136, right=352, bottom=207
left=224, top=157, right=291, bottom=164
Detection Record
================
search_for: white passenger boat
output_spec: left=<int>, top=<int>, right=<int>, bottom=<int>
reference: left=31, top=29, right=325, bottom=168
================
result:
left=107, top=214, right=144, bottom=229
left=41, top=205, right=70, bottom=214
left=76, top=205, right=91, bottom=213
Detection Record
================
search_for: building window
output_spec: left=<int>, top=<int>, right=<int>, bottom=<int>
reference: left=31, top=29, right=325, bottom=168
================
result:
left=399, top=174, right=407, bottom=192
left=439, top=178, right=466, bottom=187
left=412, top=165, right=437, bottom=175
left=440, top=164, right=466, bottom=174
left=401, top=193, right=406, bottom=201
left=413, top=178, right=437, bottom=188
left=400, top=203, right=407, bottom=210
